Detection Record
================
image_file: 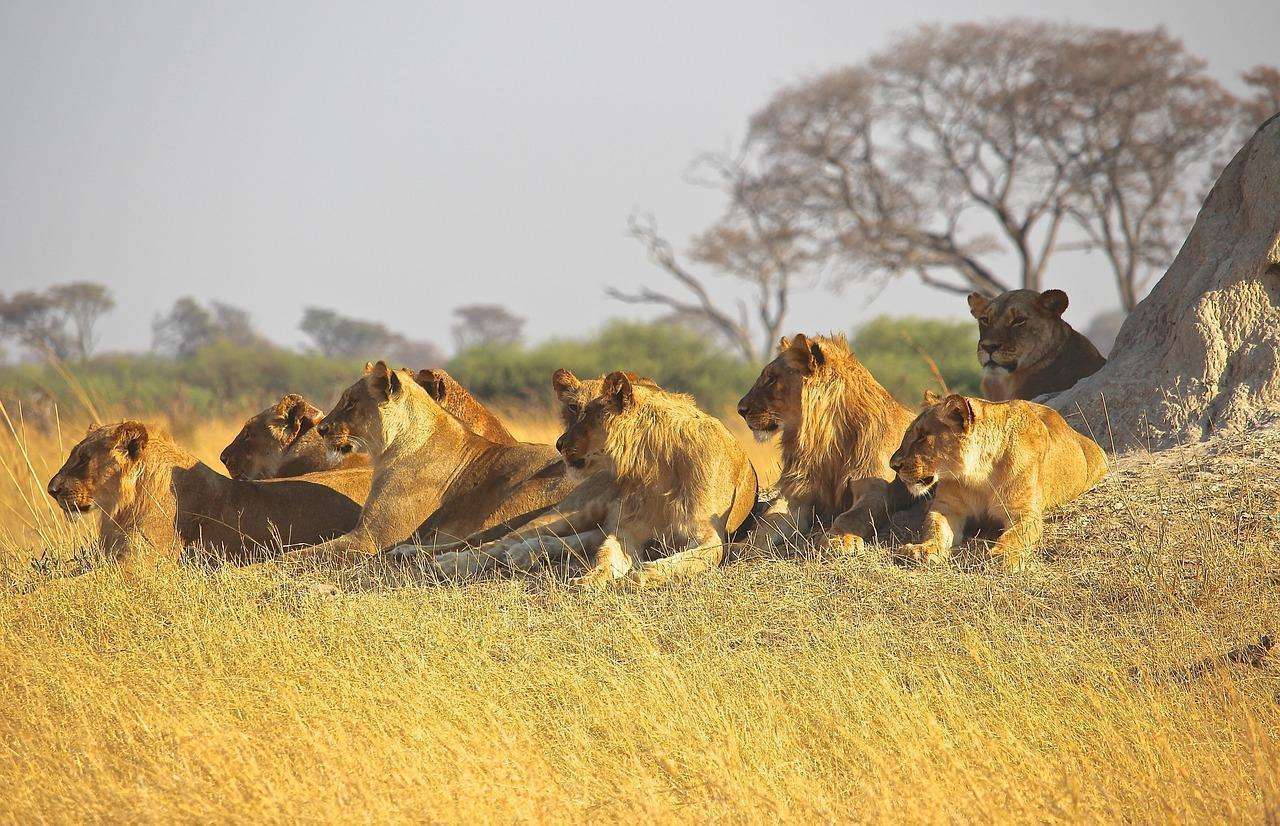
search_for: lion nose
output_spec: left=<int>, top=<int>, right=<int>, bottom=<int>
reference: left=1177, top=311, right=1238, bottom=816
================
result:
left=889, top=455, right=904, bottom=472
left=736, top=401, right=750, bottom=418
left=555, top=434, right=566, bottom=453
left=47, top=477, right=64, bottom=499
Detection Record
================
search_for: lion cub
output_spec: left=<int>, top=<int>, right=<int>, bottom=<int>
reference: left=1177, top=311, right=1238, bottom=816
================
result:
left=889, top=392, right=1108, bottom=567
left=555, top=371, right=758, bottom=588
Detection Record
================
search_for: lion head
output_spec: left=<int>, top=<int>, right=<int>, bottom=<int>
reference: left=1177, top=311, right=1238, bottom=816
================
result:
left=552, top=369, right=656, bottom=427
left=316, top=361, right=419, bottom=460
left=555, top=371, right=638, bottom=472
left=220, top=394, right=322, bottom=480
left=736, top=334, right=834, bottom=441
left=890, top=392, right=975, bottom=497
left=47, top=421, right=150, bottom=519
left=968, top=289, right=1071, bottom=378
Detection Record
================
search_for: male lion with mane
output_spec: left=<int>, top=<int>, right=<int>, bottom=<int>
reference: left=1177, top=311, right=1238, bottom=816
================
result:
left=737, top=333, right=923, bottom=551
left=968, top=289, right=1106, bottom=401
left=48, top=421, right=371, bottom=563
left=556, top=371, right=758, bottom=588
left=889, top=392, right=1108, bottom=567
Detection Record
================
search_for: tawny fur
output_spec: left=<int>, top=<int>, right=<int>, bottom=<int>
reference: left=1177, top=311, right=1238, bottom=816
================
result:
left=737, top=333, right=920, bottom=549
left=891, top=393, right=1108, bottom=567
left=559, top=373, right=757, bottom=588
left=283, top=362, right=577, bottom=567
left=48, top=422, right=370, bottom=564
left=969, top=289, right=1106, bottom=402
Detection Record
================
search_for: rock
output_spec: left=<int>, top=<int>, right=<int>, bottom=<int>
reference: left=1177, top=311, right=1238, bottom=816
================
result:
left=1050, top=114, right=1280, bottom=451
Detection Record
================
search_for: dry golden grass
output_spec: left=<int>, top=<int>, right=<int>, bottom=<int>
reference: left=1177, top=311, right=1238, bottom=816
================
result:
left=1, top=406, right=1277, bottom=823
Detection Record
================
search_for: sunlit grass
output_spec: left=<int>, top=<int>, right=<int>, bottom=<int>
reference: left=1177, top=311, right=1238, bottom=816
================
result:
left=1, top=409, right=1277, bottom=822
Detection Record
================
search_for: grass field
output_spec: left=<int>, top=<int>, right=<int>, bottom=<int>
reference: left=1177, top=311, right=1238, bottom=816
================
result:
left=1, top=407, right=1277, bottom=823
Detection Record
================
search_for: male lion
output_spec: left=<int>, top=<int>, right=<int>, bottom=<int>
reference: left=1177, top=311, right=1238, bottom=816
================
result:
left=968, top=289, right=1106, bottom=401
left=426, top=369, right=655, bottom=578
left=737, top=333, right=922, bottom=551
left=889, top=392, right=1108, bottom=567
left=282, top=361, right=577, bottom=567
left=48, top=421, right=371, bottom=563
left=556, top=371, right=758, bottom=588
left=221, top=370, right=511, bottom=480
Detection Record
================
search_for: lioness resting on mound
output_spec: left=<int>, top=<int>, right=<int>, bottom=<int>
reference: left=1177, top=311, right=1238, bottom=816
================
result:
left=556, top=371, right=758, bottom=588
left=968, top=289, right=1105, bottom=402
left=47, top=422, right=371, bottom=563
left=282, top=361, right=577, bottom=567
left=889, top=392, right=1108, bottom=567
left=221, top=370, right=511, bottom=480
left=427, top=369, right=652, bottom=578
left=737, top=333, right=924, bottom=551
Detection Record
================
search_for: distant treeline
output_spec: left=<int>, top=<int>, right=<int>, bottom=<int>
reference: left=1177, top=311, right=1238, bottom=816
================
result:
left=0, top=317, right=980, bottom=426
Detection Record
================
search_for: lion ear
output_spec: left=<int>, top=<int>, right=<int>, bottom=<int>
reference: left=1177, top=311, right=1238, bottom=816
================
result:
left=415, top=369, right=448, bottom=403
left=941, top=395, right=975, bottom=429
left=363, top=361, right=375, bottom=375
left=922, top=389, right=942, bottom=408
left=602, top=371, right=635, bottom=412
left=784, top=334, right=821, bottom=373
left=283, top=397, right=319, bottom=434
left=1037, top=289, right=1068, bottom=317
left=113, top=421, right=149, bottom=461
left=967, top=292, right=992, bottom=319
left=551, top=368, right=580, bottom=398
left=367, top=361, right=400, bottom=400
left=778, top=336, right=791, bottom=354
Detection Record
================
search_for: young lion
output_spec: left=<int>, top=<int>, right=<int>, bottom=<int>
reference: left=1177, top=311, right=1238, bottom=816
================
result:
left=221, top=394, right=370, bottom=480
left=737, top=333, right=922, bottom=551
left=968, top=289, right=1106, bottom=401
left=889, top=392, right=1108, bottom=567
left=426, top=369, right=654, bottom=578
left=221, top=371, right=511, bottom=480
left=48, top=421, right=371, bottom=563
left=282, top=361, right=577, bottom=567
left=556, top=371, right=758, bottom=588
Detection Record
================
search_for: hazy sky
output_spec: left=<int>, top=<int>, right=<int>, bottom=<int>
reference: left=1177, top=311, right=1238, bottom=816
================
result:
left=1, top=0, right=1276, bottom=355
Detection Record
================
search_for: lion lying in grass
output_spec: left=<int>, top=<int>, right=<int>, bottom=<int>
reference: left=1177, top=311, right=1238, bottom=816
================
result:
left=220, top=370, right=512, bottom=480
left=737, top=333, right=924, bottom=552
left=47, top=421, right=372, bottom=563
left=889, top=392, right=1108, bottom=567
left=282, top=361, right=577, bottom=567
left=556, top=371, right=758, bottom=588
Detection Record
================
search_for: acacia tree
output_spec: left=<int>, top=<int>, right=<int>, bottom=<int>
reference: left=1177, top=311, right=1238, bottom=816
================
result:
left=1238, top=65, right=1280, bottom=138
left=0, top=281, right=115, bottom=360
left=739, top=21, right=1236, bottom=308
left=300, top=307, right=442, bottom=365
left=616, top=154, right=817, bottom=362
left=152, top=297, right=267, bottom=357
left=46, top=282, right=115, bottom=359
left=452, top=304, right=526, bottom=351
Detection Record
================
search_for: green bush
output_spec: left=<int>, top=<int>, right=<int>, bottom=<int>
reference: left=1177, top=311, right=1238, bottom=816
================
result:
left=850, top=316, right=981, bottom=404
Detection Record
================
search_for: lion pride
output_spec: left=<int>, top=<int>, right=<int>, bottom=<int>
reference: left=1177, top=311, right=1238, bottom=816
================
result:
left=889, top=392, right=1108, bottom=567
left=737, top=333, right=923, bottom=550
left=47, top=421, right=371, bottom=563
left=556, top=371, right=758, bottom=588
left=968, top=289, right=1106, bottom=401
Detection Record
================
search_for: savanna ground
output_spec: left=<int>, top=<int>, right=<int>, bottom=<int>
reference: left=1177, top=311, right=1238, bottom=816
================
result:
left=0, top=403, right=1278, bottom=823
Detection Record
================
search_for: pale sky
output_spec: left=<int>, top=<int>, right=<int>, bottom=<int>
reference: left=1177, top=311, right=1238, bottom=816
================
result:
left=1, top=0, right=1276, bottom=355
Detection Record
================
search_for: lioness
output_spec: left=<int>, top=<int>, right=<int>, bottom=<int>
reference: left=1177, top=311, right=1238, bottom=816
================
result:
left=221, top=371, right=511, bottom=480
left=968, top=289, right=1106, bottom=401
left=221, top=394, right=370, bottom=480
left=737, top=333, right=922, bottom=550
left=557, top=371, right=758, bottom=588
left=48, top=421, right=371, bottom=563
left=890, top=392, right=1108, bottom=567
left=283, top=361, right=577, bottom=566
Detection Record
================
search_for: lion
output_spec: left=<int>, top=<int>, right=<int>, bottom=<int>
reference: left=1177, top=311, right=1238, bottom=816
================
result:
left=737, top=333, right=924, bottom=551
left=556, top=371, right=758, bottom=588
left=281, top=361, right=578, bottom=567
left=889, top=392, right=1108, bottom=567
left=47, top=421, right=372, bottom=563
left=968, top=289, right=1106, bottom=402
left=425, top=369, right=657, bottom=578
left=221, top=394, right=370, bottom=480
left=221, top=371, right=511, bottom=480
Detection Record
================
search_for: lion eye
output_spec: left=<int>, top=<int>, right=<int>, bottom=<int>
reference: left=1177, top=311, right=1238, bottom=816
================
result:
left=1010, top=318, right=1025, bottom=328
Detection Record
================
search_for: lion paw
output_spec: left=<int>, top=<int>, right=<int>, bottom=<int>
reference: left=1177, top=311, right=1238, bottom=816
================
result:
left=431, top=551, right=485, bottom=581
left=892, top=542, right=935, bottom=565
left=820, top=532, right=865, bottom=557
